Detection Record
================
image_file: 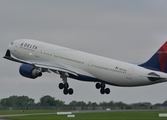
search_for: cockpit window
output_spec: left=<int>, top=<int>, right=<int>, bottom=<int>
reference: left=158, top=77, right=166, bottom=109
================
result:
left=11, top=42, right=14, bottom=45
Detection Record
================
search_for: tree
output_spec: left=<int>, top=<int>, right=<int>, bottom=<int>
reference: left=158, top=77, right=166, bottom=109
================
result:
left=108, top=101, right=114, bottom=106
left=1, top=98, right=8, bottom=107
left=39, top=95, right=65, bottom=106
left=114, top=102, right=126, bottom=107
left=76, top=101, right=86, bottom=106
left=87, top=101, right=92, bottom=106
left=0, top=95, right=35, bottom=107
left=8, top=96, right=18, bottom=107
left=68, top=101, right=86, bottom=106
left=40, top=95, right=56, bottom=106
left=69, top=100, right=77, bottom=106
left=16, top=96, right=35, bottom=107
left=162, top=100, right=167, bottom=106
left=99, top=101, right=109, bottom=106
left=87, top=101, right=98, bottom=106
left=55, top=99, right=65, bottom=106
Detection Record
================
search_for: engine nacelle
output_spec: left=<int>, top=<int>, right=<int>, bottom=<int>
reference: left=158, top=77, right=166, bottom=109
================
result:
left=19, top=64, right=42, bottom=79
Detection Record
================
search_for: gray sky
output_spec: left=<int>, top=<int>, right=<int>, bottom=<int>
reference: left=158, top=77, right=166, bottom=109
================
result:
left=1, top=0, right=167, bottom=104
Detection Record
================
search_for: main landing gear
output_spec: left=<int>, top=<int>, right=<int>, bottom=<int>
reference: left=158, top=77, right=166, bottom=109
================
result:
left=58, top=73, right=110, bottom=95
left=59, top=83, right=73, bottom=95
left=96, top=83, right=110, bottom=94
left=58, top=73, right=74, bottom=95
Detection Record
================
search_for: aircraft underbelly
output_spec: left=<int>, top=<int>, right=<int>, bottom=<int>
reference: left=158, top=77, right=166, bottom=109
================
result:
left=89, top=66, right=158, bottom=86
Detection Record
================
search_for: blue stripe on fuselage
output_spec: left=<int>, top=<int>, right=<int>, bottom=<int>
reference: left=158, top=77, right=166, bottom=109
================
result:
left=69, top=74, right=123, bottom=87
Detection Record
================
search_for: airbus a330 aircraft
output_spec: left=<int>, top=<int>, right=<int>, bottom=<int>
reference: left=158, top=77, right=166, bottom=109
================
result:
left=3, top=39, right=167, bottom=95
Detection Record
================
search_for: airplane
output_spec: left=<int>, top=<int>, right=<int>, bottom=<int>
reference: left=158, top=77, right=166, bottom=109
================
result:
left=3, top=39, right=167, bottom=95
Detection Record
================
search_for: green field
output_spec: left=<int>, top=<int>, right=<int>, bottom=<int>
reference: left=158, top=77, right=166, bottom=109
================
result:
left=2, top=110, right=167, bottom=120
left=0, top=110, right=57, bottom=115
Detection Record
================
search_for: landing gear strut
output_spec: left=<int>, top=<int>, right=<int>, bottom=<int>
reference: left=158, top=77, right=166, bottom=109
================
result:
left=96, top=83, right=110, bottom=94
left=58, top=73, right=74, bottom=95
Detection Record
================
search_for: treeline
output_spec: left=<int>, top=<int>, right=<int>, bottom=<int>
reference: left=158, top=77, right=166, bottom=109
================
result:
left=0, top=95, right=167, bottom=107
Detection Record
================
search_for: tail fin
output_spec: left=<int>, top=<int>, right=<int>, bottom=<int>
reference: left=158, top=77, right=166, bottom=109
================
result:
left=139, top=41, right=167, bottom=73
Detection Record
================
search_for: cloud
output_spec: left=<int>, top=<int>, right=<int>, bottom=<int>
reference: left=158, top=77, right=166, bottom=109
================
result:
left=1, top=0, right=167, bottom=104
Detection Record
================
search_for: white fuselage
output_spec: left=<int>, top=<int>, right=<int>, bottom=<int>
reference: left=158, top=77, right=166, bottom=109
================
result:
left=8, top=39, right=167, bottom=87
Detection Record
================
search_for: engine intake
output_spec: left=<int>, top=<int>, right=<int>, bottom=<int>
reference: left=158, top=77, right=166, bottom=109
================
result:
left=19, top=64, right=42, bottom=79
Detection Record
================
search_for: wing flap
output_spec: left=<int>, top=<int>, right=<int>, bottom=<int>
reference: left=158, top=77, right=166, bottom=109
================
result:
left=34, top=63, right=79, bottom=77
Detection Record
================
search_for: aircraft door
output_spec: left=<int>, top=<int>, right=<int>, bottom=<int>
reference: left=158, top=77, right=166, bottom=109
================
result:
left=14, top=41, right=18, bottom=52
left=87, top=60, right=92, bottom=71
left=14, top=41, right=20, bottom=54
left=35, top=48, right=41, bottom=57
left=126, top=68, right=133, bottom=79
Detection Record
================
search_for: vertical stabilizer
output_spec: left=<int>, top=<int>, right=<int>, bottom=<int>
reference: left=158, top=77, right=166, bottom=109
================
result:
left=139, top=41, right=167, bottom=73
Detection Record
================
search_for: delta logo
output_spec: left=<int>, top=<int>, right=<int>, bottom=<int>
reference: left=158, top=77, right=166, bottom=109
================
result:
left=20, top=43, right=38, bottom=50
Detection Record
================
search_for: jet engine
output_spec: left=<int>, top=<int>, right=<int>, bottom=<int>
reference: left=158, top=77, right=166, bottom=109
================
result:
left=19, top=64, right=42, bottom=79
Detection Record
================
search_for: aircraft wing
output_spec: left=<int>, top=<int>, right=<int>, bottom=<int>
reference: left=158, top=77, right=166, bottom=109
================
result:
left=34, top=62, right=95, bottom=78
left=3, top=50, right=95, bottom=78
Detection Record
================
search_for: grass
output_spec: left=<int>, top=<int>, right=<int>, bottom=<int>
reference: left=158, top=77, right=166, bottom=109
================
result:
left=4, top=110, right=167, bottom=120
left=0, top=110, right=57, bottom=115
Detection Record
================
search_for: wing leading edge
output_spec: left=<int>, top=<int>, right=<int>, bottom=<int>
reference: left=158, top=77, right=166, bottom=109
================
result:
left=3, top=50, right=95, bottom=79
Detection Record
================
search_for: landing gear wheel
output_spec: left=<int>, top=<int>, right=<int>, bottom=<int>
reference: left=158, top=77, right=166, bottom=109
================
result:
left=100, top=88, right=105, bottom=94
left=96, top=83, right=110, bottom=94
left=68, top=88, right=74, bottom=95
left=96, top=83, right=101, bottom=89
left=101, top=83, right=106, bottom=89
left=64, top=83, right=69, bottom=88
left=59, top=83, right=64, bottom=89
left=105, top=88, right=110, bottom=94
left=63, top=88, right=68, bottom=95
